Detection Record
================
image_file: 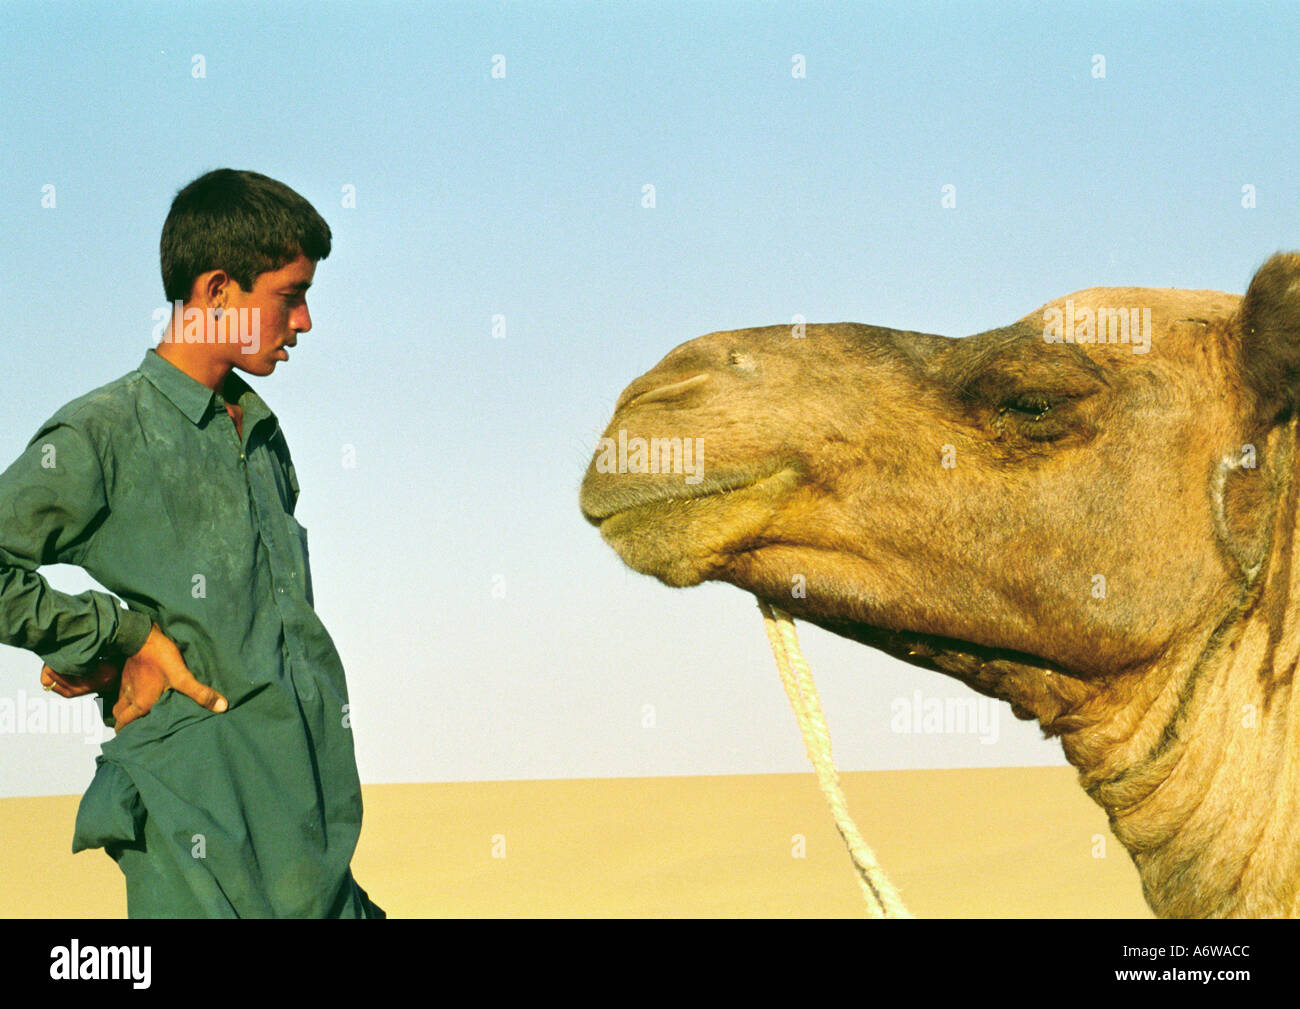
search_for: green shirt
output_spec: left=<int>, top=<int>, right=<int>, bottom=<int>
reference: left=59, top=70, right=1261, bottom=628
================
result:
left=0, top=349, right=381, bottom=918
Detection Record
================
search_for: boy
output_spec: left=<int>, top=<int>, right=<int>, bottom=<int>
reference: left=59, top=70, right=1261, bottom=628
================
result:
left=1, top=168, right=383, bottom=917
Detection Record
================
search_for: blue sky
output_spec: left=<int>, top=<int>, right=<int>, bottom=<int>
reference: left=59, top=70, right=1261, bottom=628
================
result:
left=1, top=0, right=1296, bottom=796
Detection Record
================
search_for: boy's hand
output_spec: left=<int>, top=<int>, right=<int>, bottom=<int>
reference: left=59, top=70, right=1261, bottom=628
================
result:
left=40, top=658, right=120, bottom=698
left=40, top=624, right=228, bottom=730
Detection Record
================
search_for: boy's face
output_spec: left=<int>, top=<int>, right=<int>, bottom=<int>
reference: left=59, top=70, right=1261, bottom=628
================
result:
left=220, top=253, right=317, bottom=377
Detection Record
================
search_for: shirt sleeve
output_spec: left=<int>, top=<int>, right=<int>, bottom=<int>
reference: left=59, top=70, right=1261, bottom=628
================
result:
left=0, top=419, right=153, bottom=674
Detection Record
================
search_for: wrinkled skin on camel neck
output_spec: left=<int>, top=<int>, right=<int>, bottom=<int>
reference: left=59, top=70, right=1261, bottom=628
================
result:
left=580, top=252, right=1300, bottom=918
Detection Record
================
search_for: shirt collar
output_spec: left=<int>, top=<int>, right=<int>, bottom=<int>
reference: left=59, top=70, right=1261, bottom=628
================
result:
left=139, top=349, right=277, bottom=431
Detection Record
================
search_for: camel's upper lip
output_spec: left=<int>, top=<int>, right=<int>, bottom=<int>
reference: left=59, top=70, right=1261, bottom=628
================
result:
left=580, top=464, right=797, bottom=525
left=580, top=471, right=763, bottom=526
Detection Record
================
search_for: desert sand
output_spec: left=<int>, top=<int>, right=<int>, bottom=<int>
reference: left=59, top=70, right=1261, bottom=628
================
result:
left=0, top=766, right=1151, bottom=918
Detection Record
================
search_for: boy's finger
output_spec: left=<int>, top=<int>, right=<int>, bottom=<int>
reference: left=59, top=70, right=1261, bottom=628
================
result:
left=168, top=666, right=229, bottom=713
left=40, top=665, right=66, bottom=689
left=112, top=697, right=145, bottom=729
left=41, top=665, right=92, bottom=697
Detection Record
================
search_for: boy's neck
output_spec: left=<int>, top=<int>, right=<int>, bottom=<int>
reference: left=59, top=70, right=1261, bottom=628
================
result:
left=155, top=337, right=235, bottom=395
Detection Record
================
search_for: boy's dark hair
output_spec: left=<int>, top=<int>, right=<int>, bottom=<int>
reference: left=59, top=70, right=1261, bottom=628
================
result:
left=160, top=168, right=332, bottom=302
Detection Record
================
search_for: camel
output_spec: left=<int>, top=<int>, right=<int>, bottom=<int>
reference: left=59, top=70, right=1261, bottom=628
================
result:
left=579, top=252, right=1300, bottom=919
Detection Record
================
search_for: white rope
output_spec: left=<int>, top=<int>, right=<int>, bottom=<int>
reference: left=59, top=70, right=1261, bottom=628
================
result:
left=758, top=599, right=912, bottom=919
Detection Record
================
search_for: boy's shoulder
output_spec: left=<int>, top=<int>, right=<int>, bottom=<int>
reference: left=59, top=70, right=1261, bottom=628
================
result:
left=31, top=354, right=293, bottom=473
left=32, top=359, right=154, bottom=450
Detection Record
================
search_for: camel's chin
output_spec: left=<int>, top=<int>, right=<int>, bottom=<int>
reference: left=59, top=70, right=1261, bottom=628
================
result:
left=596, top=502, right=762, bottom=587
left=599, top=524, right=712, bottom=586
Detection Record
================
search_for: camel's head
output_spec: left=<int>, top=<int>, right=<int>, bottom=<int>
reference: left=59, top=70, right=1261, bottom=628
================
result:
left=581, top=254, right=1300, bottom=717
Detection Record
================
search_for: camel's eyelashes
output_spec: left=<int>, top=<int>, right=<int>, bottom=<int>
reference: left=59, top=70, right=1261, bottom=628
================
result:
left=992, top=391, right=1093, bottom=444
left=1004, top=394, right=1054, bottom=418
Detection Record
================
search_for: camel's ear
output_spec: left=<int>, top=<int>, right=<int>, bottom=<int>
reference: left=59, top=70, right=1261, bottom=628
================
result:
left=1239, top=252, right=1300, bottom=424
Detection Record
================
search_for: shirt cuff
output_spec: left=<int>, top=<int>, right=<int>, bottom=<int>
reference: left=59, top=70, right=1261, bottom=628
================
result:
left=111, top=608, right=153, bottom=657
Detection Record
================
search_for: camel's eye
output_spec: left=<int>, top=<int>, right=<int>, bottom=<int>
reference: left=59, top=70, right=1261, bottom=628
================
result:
left=1003, top=394, right=1054, bottom=419
left=994, top=391, right=1092, bottom=444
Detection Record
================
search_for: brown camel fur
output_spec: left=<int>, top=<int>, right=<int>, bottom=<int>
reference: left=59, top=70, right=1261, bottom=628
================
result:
left=580, top=252, right=1300, bottom=919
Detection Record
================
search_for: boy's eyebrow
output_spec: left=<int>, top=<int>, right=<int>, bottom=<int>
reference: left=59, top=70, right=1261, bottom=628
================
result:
left=282, top=281, right=312, bottom=293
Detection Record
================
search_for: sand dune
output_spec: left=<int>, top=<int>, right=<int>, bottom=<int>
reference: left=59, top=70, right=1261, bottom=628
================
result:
left=0, top=766, right=1151, bottom=918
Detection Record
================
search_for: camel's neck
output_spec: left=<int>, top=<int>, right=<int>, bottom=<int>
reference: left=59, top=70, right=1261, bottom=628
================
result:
left=1061, top=614, right=1298, bottom=917
left=1056, top=432, right=1300, bottom=918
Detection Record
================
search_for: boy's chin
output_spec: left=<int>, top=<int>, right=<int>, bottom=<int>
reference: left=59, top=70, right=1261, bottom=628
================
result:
left=232, top=355, right=279, bottom=377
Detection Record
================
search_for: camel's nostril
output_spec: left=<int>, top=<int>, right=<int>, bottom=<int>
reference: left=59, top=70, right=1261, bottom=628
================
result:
left=629, top=372, right=711, bottom=407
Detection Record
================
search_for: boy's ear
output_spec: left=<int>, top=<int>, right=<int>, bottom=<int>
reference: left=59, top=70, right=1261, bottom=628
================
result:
left=1239, top=252, right=1300, bottom=426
